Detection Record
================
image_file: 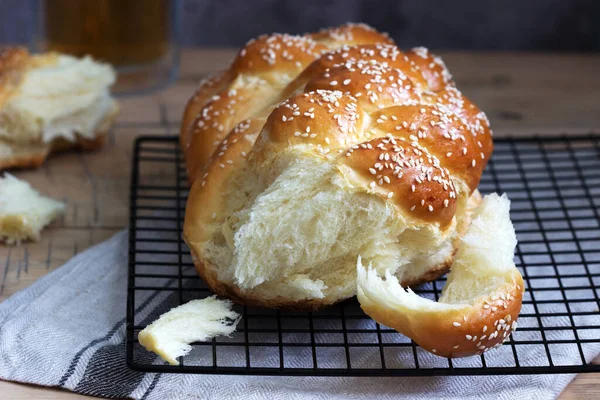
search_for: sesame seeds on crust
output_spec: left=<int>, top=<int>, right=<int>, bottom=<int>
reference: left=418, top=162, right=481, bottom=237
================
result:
left=343, top=136, right=457, bottom=228
left=185, top=22, right=493, bottom=241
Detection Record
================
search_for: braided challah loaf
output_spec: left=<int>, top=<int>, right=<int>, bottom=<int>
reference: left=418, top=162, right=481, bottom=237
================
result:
left=182, top=23, right=523, bottom=358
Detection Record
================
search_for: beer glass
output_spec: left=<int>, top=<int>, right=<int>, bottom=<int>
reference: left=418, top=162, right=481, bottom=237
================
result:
left=32, top=0, right=181, bottom=95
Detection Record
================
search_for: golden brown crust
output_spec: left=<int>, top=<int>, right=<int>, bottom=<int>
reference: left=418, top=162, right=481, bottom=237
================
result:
left=231, top=34, right=327, bottom=79
left=370, top=105, right=490, bottom=192
left=180, top=71, right=231, bottom=150
left=183, top=117, right=265, bottom=243
left=180, top=25, right=396, bottom=183
left=405, top=47, right=454, bottom=91
left=0, top=47, right=30, bottom=108
left=342, top=136, right=458, bottom=229
left=308, top=23, right=394, bottom=49
left=359, top=269, right=524, bottom=358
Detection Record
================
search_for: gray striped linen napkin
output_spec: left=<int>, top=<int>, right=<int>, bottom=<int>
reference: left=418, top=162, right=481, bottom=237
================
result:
left=0, top=230, right=598, bottom=400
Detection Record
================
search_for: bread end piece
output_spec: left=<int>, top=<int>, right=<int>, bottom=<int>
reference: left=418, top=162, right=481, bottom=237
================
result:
left=138, top=295, right=241, bottom=365
left=0, top=173, right=65, bottom=244
left=0, top=50, right=119, bottom=170
left=357, top=193, right=524, bottom=358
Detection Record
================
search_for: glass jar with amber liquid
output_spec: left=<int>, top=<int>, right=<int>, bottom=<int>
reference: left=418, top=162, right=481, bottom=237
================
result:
left=33, top=0, right=181, bottom=95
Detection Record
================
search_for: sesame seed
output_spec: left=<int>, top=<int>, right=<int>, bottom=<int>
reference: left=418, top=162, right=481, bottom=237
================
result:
left=453, top=322, right=461, bottom=327
left=343, top=79, right=351, bottom=85
left=428, top=205, right=434, bottom=212
left=483, top=326, right=488, bottom=332
left=431, top=349, right=437, bottom=353
left=465, top=335, right=472, bottom=340
left=453, top=345, right=459, bottom=349
left=410, top=205, right=416, bottom=211
left=330, top=80, right=338, bottom=86
left=472, top=159, right=476, bottom=167
left=387, top=192, right=394, bottom=199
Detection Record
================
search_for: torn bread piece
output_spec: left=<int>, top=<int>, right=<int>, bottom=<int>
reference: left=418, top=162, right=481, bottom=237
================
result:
left=0, top=173, right=65, bottom=244
left=138, top=295, right=241, bottom=365
left=357, top=193, right=524, bottom=358
left=0, top=47, right=119, bottom=170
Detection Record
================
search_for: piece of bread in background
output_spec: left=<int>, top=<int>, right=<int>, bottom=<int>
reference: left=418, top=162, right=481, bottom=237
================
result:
left=0, top=47, right=119, bottom=170
left=0, top=173, right=65, bottom=244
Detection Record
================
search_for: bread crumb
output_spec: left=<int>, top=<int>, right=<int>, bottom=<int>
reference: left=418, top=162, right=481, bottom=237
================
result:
left=0, top=173, right=65, bottom=245
left=138, top=296, right=240, bottom=365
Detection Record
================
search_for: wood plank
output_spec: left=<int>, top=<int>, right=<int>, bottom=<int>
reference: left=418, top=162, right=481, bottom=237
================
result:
left=1, top=48, right=599, bottom=398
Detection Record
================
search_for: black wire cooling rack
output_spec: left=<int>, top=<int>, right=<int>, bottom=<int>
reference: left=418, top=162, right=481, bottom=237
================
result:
left=126, top=134, right=600, bottom=376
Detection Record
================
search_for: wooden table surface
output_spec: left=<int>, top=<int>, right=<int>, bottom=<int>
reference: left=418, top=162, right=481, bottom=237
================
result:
left=1, top=49, right=599, bottom=399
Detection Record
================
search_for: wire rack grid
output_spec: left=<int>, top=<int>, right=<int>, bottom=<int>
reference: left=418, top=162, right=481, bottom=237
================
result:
left=126, top=134, right=600, bottom=376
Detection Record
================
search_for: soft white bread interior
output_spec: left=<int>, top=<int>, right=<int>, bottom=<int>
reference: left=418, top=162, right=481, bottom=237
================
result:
left=187, top=152, right=481, bottom=310
left=138, top=296, right=240, bottom=365
left=0, top=173, right=65, bottom=244
left=357, top=193, right=524, bottom=358
left=0, top=48, right=118, bottom=170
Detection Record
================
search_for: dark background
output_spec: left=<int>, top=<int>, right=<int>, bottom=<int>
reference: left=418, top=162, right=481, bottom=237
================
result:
left=1, top=0, right=599, bottom=51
